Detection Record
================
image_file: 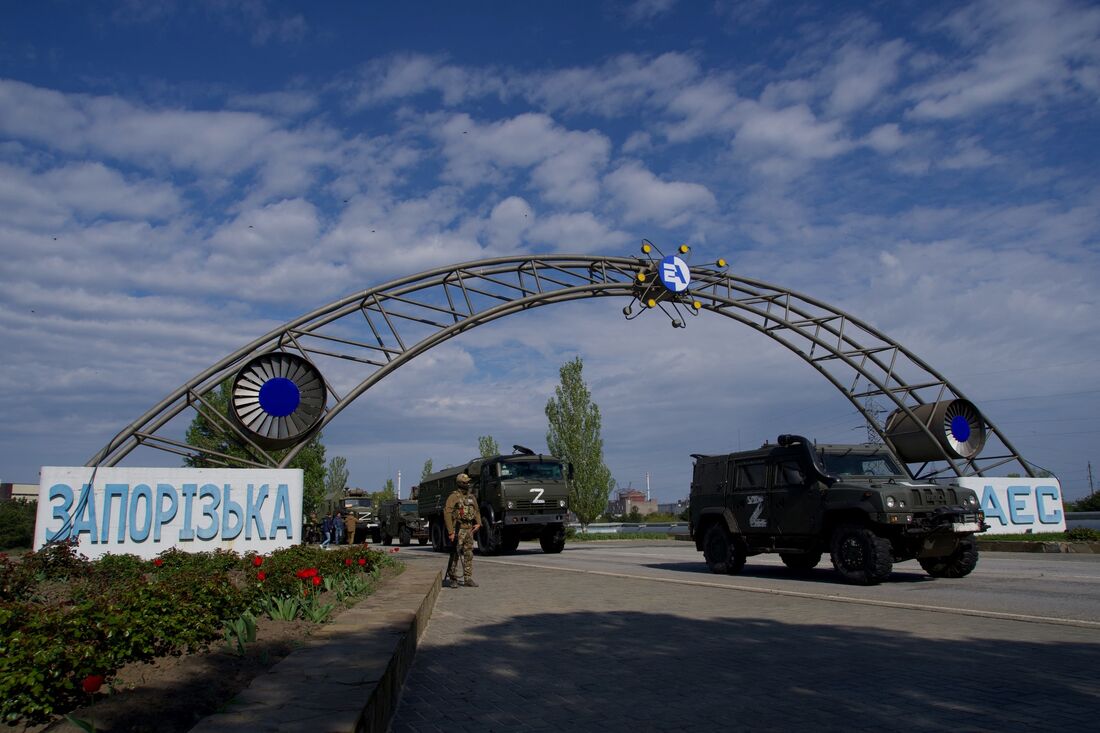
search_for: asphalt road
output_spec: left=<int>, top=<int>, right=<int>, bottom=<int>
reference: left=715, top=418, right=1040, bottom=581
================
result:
left=388, top=540, right=1100, bottom=732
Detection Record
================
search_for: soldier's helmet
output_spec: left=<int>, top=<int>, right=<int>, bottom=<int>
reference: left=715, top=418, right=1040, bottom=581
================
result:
left=456, top=473, right=471, bottom=487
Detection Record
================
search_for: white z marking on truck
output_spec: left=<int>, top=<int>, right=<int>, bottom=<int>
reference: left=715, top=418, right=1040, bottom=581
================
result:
left=530, top=488, right=546, bottom=504
left=747, top=494, right=767, bottom=528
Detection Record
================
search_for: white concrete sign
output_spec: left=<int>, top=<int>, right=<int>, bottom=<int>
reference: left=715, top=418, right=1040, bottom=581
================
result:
left=956, top=477, right=1065, bottom=535
left=35, top=467, right=303, bottom=560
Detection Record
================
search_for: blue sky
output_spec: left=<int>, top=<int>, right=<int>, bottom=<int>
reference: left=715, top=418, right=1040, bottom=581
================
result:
left=1, top=0, right=1098, bottom=502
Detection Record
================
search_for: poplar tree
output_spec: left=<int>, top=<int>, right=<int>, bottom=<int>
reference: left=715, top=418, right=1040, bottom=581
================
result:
left=478, top=435, right=500, bottom=458
left=545, top=357, right=614, bottom=528
left=421, top=458, right=434, bottom=482
left=325, top=456, right=349, bottom=505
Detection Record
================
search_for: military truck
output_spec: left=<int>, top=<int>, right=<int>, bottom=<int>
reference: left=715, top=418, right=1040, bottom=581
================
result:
left=418, top=445, right=571, bottom=555
left=378, top=499, right=429, bottom=546
left=689, top=434, right=987, bottom=585
left=333, top=490, right=382, bottom=544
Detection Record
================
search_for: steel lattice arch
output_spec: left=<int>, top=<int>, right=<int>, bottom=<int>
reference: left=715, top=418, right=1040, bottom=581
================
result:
left=88, top=254, right=1035, bottom=479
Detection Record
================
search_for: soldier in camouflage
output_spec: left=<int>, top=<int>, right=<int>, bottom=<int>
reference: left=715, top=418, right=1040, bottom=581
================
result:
left=445, top=473, right=482, bottom=588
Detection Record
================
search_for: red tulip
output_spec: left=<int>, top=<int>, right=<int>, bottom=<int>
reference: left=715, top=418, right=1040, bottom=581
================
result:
left=252, top=556, right=263, bottom=567
left=312, top=575, right=322, bottom=587
left=153, top=558, right=163, bottom=567
left=344, top=558, right=352, bottom=566
left=357, top=558, right=366, bottom=566
left=81, top=674, right=104, bottom=694
left=256, top=571, right=266, bottom=582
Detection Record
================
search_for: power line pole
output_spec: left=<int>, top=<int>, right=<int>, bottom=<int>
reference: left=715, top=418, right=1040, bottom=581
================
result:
left=1089, top=461, right=1094, bottom=497
left=863, top=394, right=885, bottom=444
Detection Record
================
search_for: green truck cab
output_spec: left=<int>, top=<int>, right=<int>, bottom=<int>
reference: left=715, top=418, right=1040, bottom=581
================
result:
left=417, top=446, right=571, bottom=555
left=689, top=434, right=987, bottom=585
left=378, top=499, right=429, bottom=546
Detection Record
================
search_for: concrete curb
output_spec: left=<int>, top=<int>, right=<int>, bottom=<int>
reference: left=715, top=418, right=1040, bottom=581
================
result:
left=190, top=560, right=441, bottom=733
left=978, top=540, right=1100, bottom=554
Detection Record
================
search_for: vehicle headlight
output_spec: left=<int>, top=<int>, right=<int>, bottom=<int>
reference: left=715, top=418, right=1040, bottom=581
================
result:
left=559, top=499, right=567, bottom=508
left=886, top=496, right=896, bottom=509
left=506, top=500, right=515, bottom=509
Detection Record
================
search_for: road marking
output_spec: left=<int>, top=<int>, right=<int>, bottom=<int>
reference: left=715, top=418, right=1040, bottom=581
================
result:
left=479, top=557, right=1100, bottom=629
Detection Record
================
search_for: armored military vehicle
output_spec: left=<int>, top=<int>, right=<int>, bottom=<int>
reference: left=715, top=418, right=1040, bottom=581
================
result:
left=334, top=490, right=381, bottom=543
left=418, top=445, right=571, bottom=555
left=689, top=434, right=987, bottom=585
left=378, top=499, right=429, bottom=546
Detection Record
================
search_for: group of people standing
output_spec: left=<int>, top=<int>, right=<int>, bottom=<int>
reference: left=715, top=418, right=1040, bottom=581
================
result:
left=309, top=510, right=358, bottom=546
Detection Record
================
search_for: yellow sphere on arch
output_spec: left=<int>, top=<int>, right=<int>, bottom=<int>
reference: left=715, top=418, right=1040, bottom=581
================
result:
left=679, top=244, right=689, bottom=254
left=646, top=298, right=657, bottom=308
left=636, top=272, right=646, bottom=282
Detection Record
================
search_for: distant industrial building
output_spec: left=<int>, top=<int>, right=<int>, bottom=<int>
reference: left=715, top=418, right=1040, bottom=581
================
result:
left=1, top=483, right=38, bottom=501
left=608, top=488, right=657, bottom=517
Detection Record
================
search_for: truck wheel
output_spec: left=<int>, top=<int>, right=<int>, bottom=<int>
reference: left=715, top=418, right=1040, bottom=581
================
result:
left=830, top=524, right=893, bottom=585
left=539, top=526, right=565, bottom=554
left=703, top=524, right=746, bottom=575
left=399, top=527, right=412, bottom=546
left=780, top=551, right=822, bottom=572
left=919, top=536, right=979, bottom=578
left=477, top=525, right=502, bottom=556
left=418, top=537, right=428, bottom=545
left=382, top=532, right=392, bottom=546
left=430, top=523, right=445, bottom=553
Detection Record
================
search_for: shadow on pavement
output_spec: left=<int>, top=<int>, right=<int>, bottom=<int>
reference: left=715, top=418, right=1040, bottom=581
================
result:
left=395, top=609, right=1100, bottom=732
left=643, top=561, right=935, bottom=585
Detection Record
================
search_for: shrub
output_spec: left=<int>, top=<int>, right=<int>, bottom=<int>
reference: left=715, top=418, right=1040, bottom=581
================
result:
left=1065, top=527, right=1100, bottom=542
left=0, top=499, right=37, bottom=550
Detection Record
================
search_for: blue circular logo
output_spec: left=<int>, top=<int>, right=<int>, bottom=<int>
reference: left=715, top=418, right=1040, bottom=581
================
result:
left=658, top=255, right=691, bottom=293
left=258, top=377, right=301, bottom=417
left=950, top=414, right=971, bottom=443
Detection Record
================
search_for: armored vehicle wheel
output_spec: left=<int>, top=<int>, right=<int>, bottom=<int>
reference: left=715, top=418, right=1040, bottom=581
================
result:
left=703, top=524, right=746, bottom=575
left=400, top=527, right=412, bottom=546
left=918, top=536, right=979, bottom=578
left=539, top=526, right=565, bottom=554
left=830, top=524, right=893, bottom=585
left=382, top=532, right=392, bottom=546
left=780, top=551, right=822, bottom=572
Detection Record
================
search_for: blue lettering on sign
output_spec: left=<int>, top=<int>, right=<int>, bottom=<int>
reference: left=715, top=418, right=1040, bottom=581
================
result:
left=271, top=484, right=293, bottom=539
left=155, top=484, right=178, bottom=541
left=48, top=483, right=74, bottom=542
left=1036, top=485, right=1062, bottom=524
left=197, top=484, right=221, bottom=541
left=103, top=483, right=129, bottom=542
left=658, top=255, right=690, bottom=293
left=1007, top=486, right=1035, bottom=524
left=980, top=486, right=1007, bottom=525
left=71, top=483, right=99, bottom=543
left=42, top=478, right=299, bottom=547
left=222, top=485, right=244, bottom=540
left=128, top=484, right=154, bottom=543
left=179, top=484, right=197, bottom=541
left=246, top=484, right=269, bottom=540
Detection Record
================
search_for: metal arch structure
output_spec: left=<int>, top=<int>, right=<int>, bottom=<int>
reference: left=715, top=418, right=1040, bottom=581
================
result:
left=88, top=254, right=1035, bottom=479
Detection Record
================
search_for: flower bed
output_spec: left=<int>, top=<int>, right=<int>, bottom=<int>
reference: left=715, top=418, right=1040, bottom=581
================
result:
left=0, top=540, right=399, bottom=727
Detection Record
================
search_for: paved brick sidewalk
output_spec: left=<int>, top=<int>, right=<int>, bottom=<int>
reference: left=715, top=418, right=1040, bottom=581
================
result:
left=390, top=555, right=1100, bottom=732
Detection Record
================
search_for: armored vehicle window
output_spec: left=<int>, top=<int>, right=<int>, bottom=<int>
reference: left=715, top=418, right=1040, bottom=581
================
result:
left=773, top=460, right=806, bottom=487
left=820, top=452, right=904, bottom=477
left=499, top=460, right=564, bottom=480
left=400, top=502, right=417, bottom=513
left=734, top=461, right=766, bottom=489
left=692, top=458, right=724, bottom=492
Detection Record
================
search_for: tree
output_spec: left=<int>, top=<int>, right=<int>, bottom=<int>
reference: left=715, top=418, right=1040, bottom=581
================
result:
left=545, top=356, right=615, bottom=529
left=377, top=478, right=397, bottom=502
left=325, top=456, right=349, bottom=504
left=478, top=435, right=500, bottom=458
left=183, top=379, right=328, bottom=515
left=421, top=458, right=434, bottom=482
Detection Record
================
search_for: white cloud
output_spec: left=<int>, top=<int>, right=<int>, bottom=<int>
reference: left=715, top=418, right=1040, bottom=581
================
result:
left=485, top=196, right=533, bottom=250
left=527, top=212, right=633, bottom=253
left=349, top=54, right=505, bottom=107
left=526, top=53, right=700, bottom=117
left=604, top=162, right=717, bottom=226
left=825, top=39, right=907, bottom=116
left=908, top=0, right=1100, bottom=119
left=437, top=113, right=610, bottom=206
left=865, top=123, right=910, bottom=153
left=733, top=101, right=852, bottom=160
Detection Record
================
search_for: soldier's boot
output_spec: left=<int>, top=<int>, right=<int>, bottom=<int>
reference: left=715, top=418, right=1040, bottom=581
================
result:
left=464, top=579, right=478, bottom=587
left=447, top=578, right=459, bottom=588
